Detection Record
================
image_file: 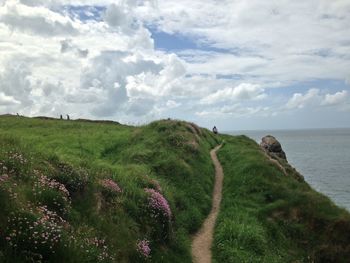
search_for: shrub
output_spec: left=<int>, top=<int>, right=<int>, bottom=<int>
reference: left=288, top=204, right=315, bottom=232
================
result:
left=5, top=206, right=67, bottom=261
left=144, top=188, right=171, bottom=220
left=51, top=162, right=89, bottom=193
left=136, top=239, right=151, bottom=259
left=100, top=179, right=122, bottom=200
left=32, top=173, right=71, bottom=216
left=0, top=151, right=30, bottom=179
left=67, top=234, right=114, bottom=262
left=34, top=173, right=70, bottom=202
left=144, top=188, right=172, bottom=242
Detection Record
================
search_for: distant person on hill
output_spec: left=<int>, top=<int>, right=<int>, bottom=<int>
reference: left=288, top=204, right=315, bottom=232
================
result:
left=67, top=114, right=70, bottom=120
left=212, top=126, right=218, bottom=134
left=60, top=114, right=63, bottom=120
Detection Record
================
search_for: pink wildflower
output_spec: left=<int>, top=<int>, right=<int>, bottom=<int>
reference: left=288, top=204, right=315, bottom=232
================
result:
left=144, top=188, right=171, bottom=219
left=34, top=175, right=70, bottom=203
left=100, top=179, right=122, bottom=193
left=136, top=239, right=151, bottom=258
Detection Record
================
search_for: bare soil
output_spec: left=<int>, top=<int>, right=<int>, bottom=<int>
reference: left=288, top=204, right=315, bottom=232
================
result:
left=192, top=144, right=223, bottom=263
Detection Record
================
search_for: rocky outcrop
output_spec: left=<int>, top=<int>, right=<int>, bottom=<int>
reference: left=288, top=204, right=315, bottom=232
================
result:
left=260, top=135, right=287, bottom=160
left=260, top=135, right=304, bottom=181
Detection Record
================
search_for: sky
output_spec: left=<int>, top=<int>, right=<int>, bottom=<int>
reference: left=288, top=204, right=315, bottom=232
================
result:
left=0, top=0, right=349, bottom=131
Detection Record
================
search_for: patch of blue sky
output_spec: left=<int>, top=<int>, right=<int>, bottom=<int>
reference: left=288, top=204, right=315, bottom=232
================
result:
left=59, top=5, right=106, bottom=22
left=148, top=27, right=232, bottom=54
left=150, top=29, right=197, bottom=51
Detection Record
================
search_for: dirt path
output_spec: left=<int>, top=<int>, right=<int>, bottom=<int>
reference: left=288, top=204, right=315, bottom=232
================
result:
left=192, top=144, right=223, bottom=263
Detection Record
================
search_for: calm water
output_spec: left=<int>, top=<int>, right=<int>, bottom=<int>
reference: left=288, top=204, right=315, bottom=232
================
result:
left=229, top=128, right=350, bottom=211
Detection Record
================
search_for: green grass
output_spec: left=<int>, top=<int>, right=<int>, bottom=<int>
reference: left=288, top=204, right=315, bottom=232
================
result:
left=1, top=115, right=349, bottom=262
left=213, top=135, right=350, bottom=262
left=0, top=116, right=219, bottom=262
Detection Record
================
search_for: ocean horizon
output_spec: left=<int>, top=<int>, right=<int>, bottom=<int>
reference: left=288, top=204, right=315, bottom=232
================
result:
left=228, top=128, right=350, bottom=212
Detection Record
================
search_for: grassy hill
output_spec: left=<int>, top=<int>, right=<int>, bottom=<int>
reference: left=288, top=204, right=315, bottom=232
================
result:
left=0, top=115, right=349, bottom=262
left=213, top=135, right=350, bottom=262
left=0, top=115, right=219, bottom=262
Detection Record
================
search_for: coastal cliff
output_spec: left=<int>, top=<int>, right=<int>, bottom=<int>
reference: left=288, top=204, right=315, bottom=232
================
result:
left=260, top=135, right=304, bottom=182
left=0, top=115, right=349, bottom=262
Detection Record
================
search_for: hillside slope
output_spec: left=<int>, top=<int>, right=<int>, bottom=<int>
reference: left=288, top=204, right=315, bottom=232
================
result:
left=0, top=116, right=349, bottom=262
left=213, top=135, right=350, bottom=262
left=0, top=116, right=219, bottom=262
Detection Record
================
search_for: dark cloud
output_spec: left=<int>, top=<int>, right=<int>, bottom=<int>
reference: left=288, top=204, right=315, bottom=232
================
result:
left=60, top=39, right=89, bottom=57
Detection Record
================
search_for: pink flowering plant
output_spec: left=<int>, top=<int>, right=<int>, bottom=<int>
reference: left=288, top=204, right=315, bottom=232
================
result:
left=4, top=204, right=115, bottom=262
left=100, top=178, right=122, bottom=200
left=67, top=232, right=115, bottom=262
left=136, top=239, right=151, bottom=260
left=1, top=151, right=30, bottom=179
left=32, top=173, right=71, bottom=216
left=84, top=237, right=114, bottom=262
left=4, top=205, right=67, bottom=260
left=52, top=162, right=89, bottom=193
left=144, top=188, right=172, bottom=241
left=144, top=188, right=171, bottom=219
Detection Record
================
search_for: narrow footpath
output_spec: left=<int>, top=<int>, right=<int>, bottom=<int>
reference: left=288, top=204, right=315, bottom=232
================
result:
left=192, top=144, right=223, bottom=263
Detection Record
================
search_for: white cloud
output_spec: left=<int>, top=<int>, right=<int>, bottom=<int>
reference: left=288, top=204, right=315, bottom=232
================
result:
left=322, top=90, right=348, bottom=106
left=0, top=61, right=33, bottom=108
left=0, top=0, right=349, bottom=129
left=286, top=88, right=350, bottom=110
left=18, top=0, right=150, bottom=7
left=200, top=83, right=265, bottom=104
left=0, top=1, right=184, bottom=119
left=144, top=0, right=350, bottom=85
left=286, top=88, right=321, bottom=109
left=195, top=104, right=271, bottom=118
left=166, top=100, right=181, bottom=108
left=77, top=50, right=186, bottom=117
left=78, top=51, right=159, bottom=116
left=103, top=3, right=130, bottom=28
left=0, top=92, right=20, bottom=105
left=0, top=1, right=79, bottom=36
left=150, top=0, right=350, bottom=53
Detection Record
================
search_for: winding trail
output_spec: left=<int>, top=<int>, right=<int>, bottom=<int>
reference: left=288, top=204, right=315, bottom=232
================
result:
left=192, top=144, right=223, bottom=263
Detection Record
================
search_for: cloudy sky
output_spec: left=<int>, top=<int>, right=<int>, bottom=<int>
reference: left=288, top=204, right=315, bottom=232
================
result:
left=0, top=0, right=349, bottom=130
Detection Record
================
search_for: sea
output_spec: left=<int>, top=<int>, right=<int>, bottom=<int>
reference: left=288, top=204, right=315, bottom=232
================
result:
left=228, top=128, right=350, bottom=211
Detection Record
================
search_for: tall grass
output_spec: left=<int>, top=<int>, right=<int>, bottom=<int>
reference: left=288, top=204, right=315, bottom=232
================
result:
left=213, top=135, right=350, bottom=262
left=2, top=116, right=348, bottom=262
left=0, top=116, right=218, bottom=262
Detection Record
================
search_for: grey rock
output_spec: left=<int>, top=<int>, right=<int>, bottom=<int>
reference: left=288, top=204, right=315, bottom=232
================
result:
left=260, top=135, right=287, bottom=160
